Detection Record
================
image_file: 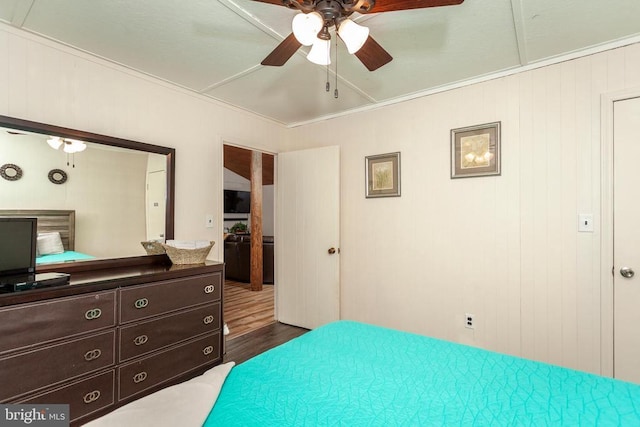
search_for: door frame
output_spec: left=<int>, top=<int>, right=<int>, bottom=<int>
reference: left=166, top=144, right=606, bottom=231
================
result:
left=219, top=138, right=278, bottom=313
left=600, top=87, right=640, bottom=377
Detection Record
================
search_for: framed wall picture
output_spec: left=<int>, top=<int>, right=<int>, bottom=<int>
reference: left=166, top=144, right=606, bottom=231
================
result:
left=451, top=121, right=501, bottom=178
left=365, top=152, right=401, bottom=198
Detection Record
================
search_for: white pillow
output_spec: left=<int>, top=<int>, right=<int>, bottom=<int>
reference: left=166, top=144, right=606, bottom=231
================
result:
left=37, top=232, right=65, bottom=255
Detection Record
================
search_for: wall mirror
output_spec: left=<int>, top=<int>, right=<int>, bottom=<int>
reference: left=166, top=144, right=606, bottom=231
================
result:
left=0, top=115, right=175, bottom=267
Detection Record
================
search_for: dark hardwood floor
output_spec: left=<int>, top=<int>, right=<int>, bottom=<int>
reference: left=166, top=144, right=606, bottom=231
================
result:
left=224, top=322, right=308, bottom=365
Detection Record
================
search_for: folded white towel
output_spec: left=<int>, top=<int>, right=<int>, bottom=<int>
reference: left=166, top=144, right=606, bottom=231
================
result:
left=166, top=240, right=211, bottom=249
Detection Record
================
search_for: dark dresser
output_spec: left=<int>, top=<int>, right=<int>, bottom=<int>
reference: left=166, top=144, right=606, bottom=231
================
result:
left=0, top=257, right=224, bottom=425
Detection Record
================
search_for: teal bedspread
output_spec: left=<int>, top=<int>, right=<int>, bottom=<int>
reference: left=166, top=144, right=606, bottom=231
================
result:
left=205, top=321, right=640, bottom=426
left=36, top=250, right=94, bottom=264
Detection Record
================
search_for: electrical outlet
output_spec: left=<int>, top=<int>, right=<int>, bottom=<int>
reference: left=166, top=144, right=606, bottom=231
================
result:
left=465, top=313, right=475, bottom=329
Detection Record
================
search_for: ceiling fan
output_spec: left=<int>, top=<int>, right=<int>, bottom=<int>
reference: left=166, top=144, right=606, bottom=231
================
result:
left=253, top=0, right=465, bottom=71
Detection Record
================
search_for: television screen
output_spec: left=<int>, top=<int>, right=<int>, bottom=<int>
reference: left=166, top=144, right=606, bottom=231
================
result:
left=0, top=217, right=37, bottom=276
left=224, top=190, right=251, bottom=214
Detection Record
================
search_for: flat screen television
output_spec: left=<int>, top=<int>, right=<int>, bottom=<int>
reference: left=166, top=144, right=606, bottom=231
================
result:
left=224, top=190, right=251, bottom=214
left=0, top=217, right=37, bottom=276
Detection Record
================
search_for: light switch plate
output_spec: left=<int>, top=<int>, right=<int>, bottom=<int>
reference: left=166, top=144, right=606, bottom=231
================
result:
left=578, top=214, right=593, bottom=232
left=205, top=214, right=214, bottom=228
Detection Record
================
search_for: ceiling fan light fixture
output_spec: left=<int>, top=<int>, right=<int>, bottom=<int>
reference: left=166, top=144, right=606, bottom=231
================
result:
left=63, top=139, right=87, bottom=153
left=307, top=37, right=331, bottom=65
left=338, top=19, right=369, bottom=54
left=47, top=136, right=63, bottom=150
left=292, top=12, right=324, bottom=46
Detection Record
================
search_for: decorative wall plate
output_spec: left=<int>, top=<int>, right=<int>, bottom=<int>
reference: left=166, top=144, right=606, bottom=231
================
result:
left=0, top=163, right=23, bottom=181
left=48, top=169, right=68, bottom=184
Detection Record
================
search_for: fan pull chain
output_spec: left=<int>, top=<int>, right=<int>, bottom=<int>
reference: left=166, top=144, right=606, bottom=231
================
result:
left=325, top=38, right=330, bottom=92
left=66, top=153, right=76, bottom=168
left=326, top=69, right=330, bottom=92
left=334, top=33, right=339, bottom=99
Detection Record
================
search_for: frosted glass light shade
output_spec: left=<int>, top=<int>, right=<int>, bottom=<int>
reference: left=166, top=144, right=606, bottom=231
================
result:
left=307, top=38, right=331, bottom=65
left=47, top=137, right=63, bottom=150
left=63, top=139, right=87, bottom=153
left=292, top=12, right=323, bottom=46
left=338, top=19, right=369, bottom=54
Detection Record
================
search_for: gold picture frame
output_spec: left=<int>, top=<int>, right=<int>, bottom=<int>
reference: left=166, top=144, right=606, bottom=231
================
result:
left=365, top=152, right=401, bottom=198
left=451, top=122, right=501, bottom=178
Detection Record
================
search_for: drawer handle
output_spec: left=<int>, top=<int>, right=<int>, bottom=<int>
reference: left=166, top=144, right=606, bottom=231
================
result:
left=134, top=335, right=149, bottom=346
left=133, top=371, right=148, bottom=384
left=203, top=315, right=215, bottom=325
left=85, top=308, right=102, bottom=320
left=83, top=390, right=101, bottom=404
left=204, top=285, right=215, bottom=294
left=84, top=349, right=102, bottom=361
left=203, top=345, right=214, bottom=356
left=134, top=298, right=149, bottom=309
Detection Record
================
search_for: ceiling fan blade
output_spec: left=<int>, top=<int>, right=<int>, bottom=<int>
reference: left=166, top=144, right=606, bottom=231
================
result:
left=250, top=0, right=289, bottom=7
left=261, top=33, right=302, bottom=66
left=364, top=0, right=464, bottom=13
left=354, top=36, right=393, bottom=71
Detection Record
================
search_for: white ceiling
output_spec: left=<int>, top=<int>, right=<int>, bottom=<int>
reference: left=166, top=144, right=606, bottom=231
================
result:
left=1, top=0, right=640, bottom=126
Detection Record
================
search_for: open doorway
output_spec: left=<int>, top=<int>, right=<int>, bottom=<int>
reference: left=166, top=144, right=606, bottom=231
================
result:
left=222, top=144, right=275, bottom=339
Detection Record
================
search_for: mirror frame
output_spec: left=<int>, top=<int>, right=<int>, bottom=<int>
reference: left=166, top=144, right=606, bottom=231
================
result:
left=0, top=114, right=175, bottom=269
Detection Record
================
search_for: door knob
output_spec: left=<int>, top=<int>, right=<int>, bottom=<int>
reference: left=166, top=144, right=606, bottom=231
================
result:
left=328, top=247, right=336, bottom=255
left=620, top=267, right=635, bottom=278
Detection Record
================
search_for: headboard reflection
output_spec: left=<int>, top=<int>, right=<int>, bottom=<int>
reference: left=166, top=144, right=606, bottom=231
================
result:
left=0, top=209, right=75, bottom=251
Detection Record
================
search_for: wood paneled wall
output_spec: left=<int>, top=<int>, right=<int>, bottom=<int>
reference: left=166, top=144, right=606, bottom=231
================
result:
left=286, top=42, right=640, bottom=375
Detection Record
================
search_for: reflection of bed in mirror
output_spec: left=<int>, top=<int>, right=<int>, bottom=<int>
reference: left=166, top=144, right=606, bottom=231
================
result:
left=0, top=209, right=94, bottom=265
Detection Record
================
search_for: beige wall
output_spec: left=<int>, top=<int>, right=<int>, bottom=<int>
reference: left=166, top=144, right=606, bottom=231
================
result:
left=0, top=24, right=286, bottom=261
left=286, top=43, right=640, bottom=375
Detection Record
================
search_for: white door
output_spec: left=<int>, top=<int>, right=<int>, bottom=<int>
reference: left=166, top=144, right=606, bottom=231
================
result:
left=275, top=145, right=340, bottom=329
left=614, top=96, right=640, bottom=383
left=146, top=170, right=166, bottom=241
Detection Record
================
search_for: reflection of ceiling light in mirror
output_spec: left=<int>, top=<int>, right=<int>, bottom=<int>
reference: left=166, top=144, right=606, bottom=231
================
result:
left=47, top=136, right=87, bottom=153
left=63, top=139, right=87, bottom=153
left=47, top=136, right=63, bottom=150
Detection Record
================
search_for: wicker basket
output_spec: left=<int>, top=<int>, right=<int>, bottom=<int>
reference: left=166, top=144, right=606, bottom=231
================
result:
left=141, top=241, right=166, bottom=255
left=161, top=241, right=215, bottom=265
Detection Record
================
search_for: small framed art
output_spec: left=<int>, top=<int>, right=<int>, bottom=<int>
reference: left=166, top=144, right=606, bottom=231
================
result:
left=451, top=121, right=501, bottom=178
left=365, top=152, right=401, bottom=198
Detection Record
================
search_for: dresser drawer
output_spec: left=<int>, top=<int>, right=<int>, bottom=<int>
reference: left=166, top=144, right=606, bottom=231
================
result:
left=0, top=331, right=116, bottom=401
left=119, top=273, right=221, bottom=323
left=119, top=302, right=221, bottom=362
left=18, top=370, right=115, bottom=423
left=0, top=291, right=116, bottom=354
left=118, top=332, right=220, bottom=401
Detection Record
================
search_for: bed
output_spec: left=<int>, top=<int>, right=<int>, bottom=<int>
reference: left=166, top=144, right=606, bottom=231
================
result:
left=89, top=321, right=640, bottom=426
left=0, top=209, right=94, bottom=264
left=206, top=321, right=640, bottom=426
